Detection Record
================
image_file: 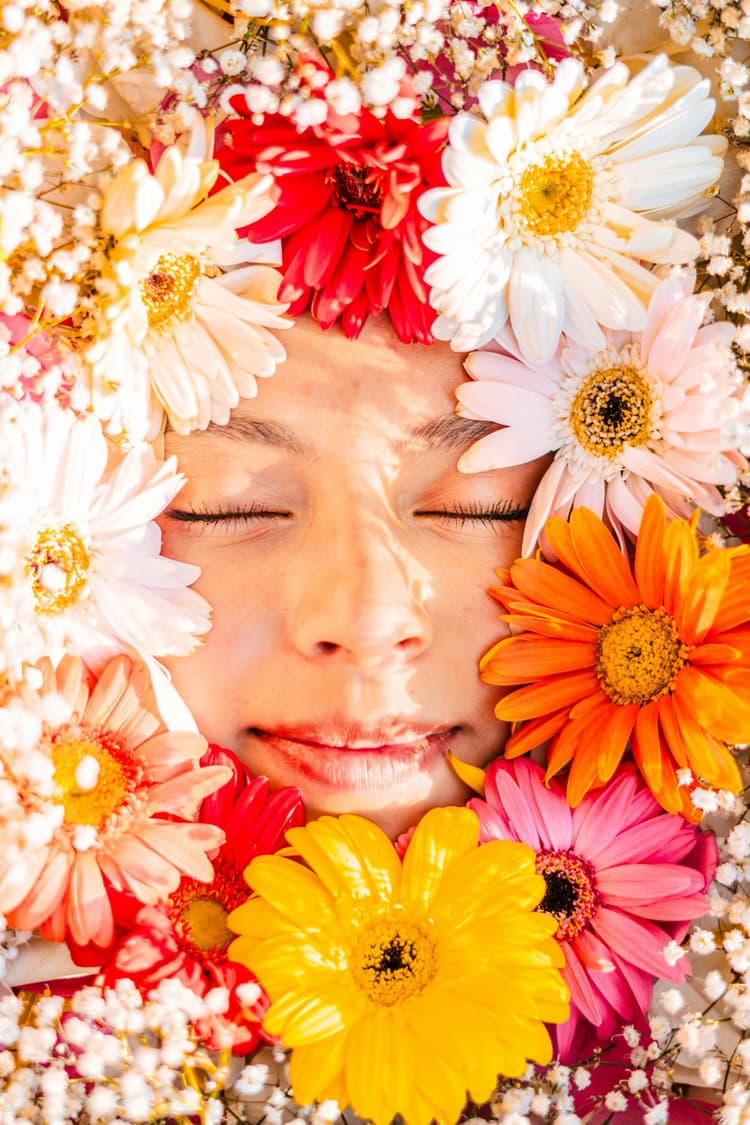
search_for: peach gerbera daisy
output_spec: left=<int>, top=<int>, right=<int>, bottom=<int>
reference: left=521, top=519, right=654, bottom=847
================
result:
left=481, top=495, right=750, bottom=819
left=2, top=655, right=231, bottom=951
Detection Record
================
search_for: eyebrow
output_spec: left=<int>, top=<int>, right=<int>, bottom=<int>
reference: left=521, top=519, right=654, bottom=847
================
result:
left=400, top=414, right=500, bottom=452
left=195, top=411, right=499, bottom=454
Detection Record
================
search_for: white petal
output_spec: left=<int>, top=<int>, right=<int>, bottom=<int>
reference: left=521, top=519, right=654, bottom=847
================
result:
left=478, top=79, right=513, bottom=119
left=559, top=247, right=646, bottom=331
left=509, top=248, right=565, bottom=365
left=611, top=148, right=723, bottom=213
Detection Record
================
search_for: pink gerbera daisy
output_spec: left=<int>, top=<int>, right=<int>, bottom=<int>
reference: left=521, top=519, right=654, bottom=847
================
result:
left=100, top=746, right=305, bottom=1053
left=217, top=101, right=448, bottom=343
left=456, top=271, right=748, bottom=554
left=2, top=656, right=231, bottom=952
left=468, top=758, right=717, bottom=1059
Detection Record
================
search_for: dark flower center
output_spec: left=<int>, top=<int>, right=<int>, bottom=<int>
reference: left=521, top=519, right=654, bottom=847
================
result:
left=330, top=164, right=383, bottom=217
left=351, top=918, right=436, bottom=1005
left=536, top=849, right=599, bottom=942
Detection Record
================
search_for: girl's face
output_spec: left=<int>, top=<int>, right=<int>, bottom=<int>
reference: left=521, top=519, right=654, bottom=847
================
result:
left=161, top=315, right=547, bottom=837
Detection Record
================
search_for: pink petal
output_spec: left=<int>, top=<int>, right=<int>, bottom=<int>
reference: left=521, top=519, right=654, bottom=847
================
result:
left=522, top=460, right=579, bottom=556
left=136, top=820, right=224, bottom=882
left=137, top=730, right=208, bottom=781
left=571, top=770, right=640, bottom=859
left=592, top=906, right=679, bottom=978
left=596, top=862, right=705, bottom=904
left=8, top=847, right=71, bottom=928
left=457, top=423, right=552, bottom=472
left=99, top=833, right=182, bottom=902
left=563, top=942, right=604, bottom=1025
left=595, top=816, right=693, bottom=868
left=464, top=349, right=561, bottom=396
left=455, top=380, right=554, bottom=428
left=146, top=764, right=233, bottom=817
left=68, top=851, right=114, bottom=947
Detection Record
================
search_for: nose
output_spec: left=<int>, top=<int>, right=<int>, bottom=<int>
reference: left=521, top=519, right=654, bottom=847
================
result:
left=287, top=515, right=433, bottom=667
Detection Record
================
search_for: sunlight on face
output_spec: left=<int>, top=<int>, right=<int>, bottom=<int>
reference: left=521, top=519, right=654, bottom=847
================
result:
left=160, top=315, right=548, bottom=837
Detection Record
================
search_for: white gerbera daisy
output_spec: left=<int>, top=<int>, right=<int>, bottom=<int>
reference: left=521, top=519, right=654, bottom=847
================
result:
left=2, top=401, right=210, bottom=672
left=85, top=140, right=291, bottom=441
left=455, top=272, right=749, bottom=554
left=419, top=56, right=725, bottom=364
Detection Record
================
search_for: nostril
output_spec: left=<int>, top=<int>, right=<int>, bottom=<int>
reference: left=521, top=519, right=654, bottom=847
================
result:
left=316, top=641, right=340, bottom=655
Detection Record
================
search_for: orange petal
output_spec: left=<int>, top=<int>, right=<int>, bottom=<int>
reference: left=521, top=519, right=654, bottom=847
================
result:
left=710, top=552, right=750, bottom=633
left=504, top=710, right=569, bottom=757
left=565, top=746, right=603, bottom=807
left=631, top=702, right=662, bottom=791
left=566, top=507, right=640, bottom=608
left=670, top=684, right=743, bottom=791
left=545, top=709, right=605, bottom=779
left=676, top=666, right=750, bottom=745
left=596, top=702, right=639, bottom=783
left=656, top=694, right=690, bottom=770
left=712, top=624, right=750, bottom=655
left=480, top=636, right=596, bottom=684
left=508, top=558, right=614, bottom=626
left=631, top=704, right=686, bottom=816
left=673, top=548, right=731, bottom=645
left=501, top=615, right=599, bottom=644
left=494, top=670, right=601, bottom=721
left=688, top=644, right=743, bottom=666
left=662, top=518, right=699, bottom=617
left=634, top=494, right=667, bottom=609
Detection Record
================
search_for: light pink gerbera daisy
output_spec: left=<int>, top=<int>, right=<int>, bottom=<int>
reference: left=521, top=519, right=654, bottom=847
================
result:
left=455, top=272, right=748, bottom=554
left=468, top=758, right=717, bottom=1060
left=2, top=655, right=231, bottom=952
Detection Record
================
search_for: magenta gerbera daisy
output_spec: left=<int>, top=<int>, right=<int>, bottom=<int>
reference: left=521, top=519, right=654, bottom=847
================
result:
left=101, top=746, right=305, bottom=1053
left=217, top=103, right=448, bottom=343
left=469, top=758, right=717, bottom=1060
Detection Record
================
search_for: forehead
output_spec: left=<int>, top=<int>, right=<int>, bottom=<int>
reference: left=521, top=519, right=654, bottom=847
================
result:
left=244, top=314, right=467, bottom=435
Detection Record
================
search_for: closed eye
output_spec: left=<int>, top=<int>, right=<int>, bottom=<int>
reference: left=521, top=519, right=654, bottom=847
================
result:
left=165, top=503, right=292, bottom=528
left=414, top=501, right=529, bottom=527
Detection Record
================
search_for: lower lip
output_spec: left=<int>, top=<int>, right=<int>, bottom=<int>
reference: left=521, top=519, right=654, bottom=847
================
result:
left=247, top=728, right=460, bottom=792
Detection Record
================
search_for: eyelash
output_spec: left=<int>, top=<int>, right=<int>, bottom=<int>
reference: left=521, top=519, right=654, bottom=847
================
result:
left=166, top=500, right=528, bottom=528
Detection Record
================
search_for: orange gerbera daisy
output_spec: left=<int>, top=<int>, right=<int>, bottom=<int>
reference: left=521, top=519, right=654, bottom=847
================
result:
left=481, top=495, right=750, bottom=819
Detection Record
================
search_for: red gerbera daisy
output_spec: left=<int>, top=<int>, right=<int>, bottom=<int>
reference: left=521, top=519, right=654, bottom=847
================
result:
left=217, top=100, right=449, bottom=343
left=100, top=746, right=305, bottom=1053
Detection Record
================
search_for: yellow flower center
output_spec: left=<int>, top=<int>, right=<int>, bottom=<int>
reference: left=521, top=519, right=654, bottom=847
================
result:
left=536, top=850, right=598, bottom=942
left=569, top=365, right=654, bottom=459
left=140, top=252, right=201, bottom=333
left=26, top=524, right=90, bottom=615
left=180, top=898, right=235, bottom=955
left=50, top=729, right=134, bottom=829
left=350, top=918, right=437, bottom=1006
left=596, top=606, right=688, bottom=706
left=169, top=859, right=249, bottom=960
left=518, top=152, right=594, bottom=237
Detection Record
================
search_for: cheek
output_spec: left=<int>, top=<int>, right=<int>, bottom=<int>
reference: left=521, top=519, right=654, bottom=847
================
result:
left=162, top=548, right=285, bottom=743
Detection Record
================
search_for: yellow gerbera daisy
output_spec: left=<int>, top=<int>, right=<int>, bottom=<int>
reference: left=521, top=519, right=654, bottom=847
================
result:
left=229, top=807, right=569, bottom=1125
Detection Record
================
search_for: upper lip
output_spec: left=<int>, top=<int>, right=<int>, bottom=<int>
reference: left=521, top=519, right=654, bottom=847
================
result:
left=248, top=720, right=458, bottom=750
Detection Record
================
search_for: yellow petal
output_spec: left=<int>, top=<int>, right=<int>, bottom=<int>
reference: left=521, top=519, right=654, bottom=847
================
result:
left=287, top=815, right=400, bottom=904
left=400, top=806, right=479, bottom=911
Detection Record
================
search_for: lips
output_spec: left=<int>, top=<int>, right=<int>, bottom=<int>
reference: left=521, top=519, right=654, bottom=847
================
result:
left=249, top=720, right=458, bottom=751
left=245, top=722, right=460, bottom=793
